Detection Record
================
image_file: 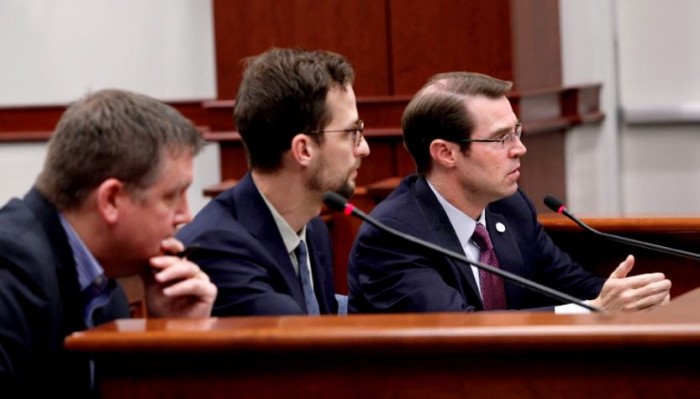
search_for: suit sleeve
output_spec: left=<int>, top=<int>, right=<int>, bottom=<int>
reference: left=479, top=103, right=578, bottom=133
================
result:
left=517, top=191, right=605, bottom=302
left=0, top=250, right=54, bottom=387
left=349, top=216, right=477, bottom=313
left=184, top=228, right=307, bottom=316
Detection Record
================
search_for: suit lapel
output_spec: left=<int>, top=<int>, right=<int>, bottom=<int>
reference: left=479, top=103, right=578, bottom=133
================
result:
left=412, top=177, right=481, bottom=299
left=232, top=174, right=306, bottom=306
left=24, top=188, right=86, bottom=330
left=305, top=222, right=331, bottom=313
left=485, top=208, right=526, bottom=305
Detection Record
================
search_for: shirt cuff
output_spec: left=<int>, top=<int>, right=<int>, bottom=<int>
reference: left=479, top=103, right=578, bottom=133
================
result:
left=555, top=301, right=592, bottom=314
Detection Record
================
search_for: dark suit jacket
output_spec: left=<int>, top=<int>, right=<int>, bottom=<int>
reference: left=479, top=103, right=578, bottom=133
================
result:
left=176, top=173, right=338, bottom=316
left=0, top=188, right=129, bottom=397
left=348, top=175, right=604, bottom=313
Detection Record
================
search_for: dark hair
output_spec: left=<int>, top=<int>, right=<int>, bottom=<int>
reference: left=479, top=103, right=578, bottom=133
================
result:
left=233, top=47, right=355, bottom=172
left=36, top=88, right=204, bottom=209
left=402, top=72, right=512, bottom=175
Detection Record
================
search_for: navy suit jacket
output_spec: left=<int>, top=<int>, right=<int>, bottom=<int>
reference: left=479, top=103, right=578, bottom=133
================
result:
left=0, top=188, right=129, bottom=397
left=348, top=175, right=604, bottom=313
left=176, top=173, right=338, bottom=316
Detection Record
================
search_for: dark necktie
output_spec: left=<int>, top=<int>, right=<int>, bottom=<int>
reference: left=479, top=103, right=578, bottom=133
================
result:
left=295, top=240, right=320, bottom=315
left=472, top=223, right=507, bottom=310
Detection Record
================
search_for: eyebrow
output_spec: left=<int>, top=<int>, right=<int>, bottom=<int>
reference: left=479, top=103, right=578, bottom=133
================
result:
left=490, top=121, right=521, bottom=138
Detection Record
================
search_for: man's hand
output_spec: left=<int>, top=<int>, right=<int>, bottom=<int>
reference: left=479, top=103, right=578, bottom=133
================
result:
left=590, top=254, right=671, bottom=312
left=143, top=238, right=217, bottom=318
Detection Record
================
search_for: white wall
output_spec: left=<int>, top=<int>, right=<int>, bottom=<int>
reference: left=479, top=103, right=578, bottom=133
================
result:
left=0, top=0, right=219, bottom=215
left=0, top=0, right=215, bottom=105
left=559, top=0, right=621, bottom=213
left=0, top=143, right=48, bottom=203
left=616, top=0, right=700, bottom=213
left=560, top=0, right=700, bottom=214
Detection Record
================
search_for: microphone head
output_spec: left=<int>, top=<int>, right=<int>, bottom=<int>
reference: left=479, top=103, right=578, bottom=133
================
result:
left=323, top=191, right=348, bottom=212
left=543, top=195, right=566, bottom=214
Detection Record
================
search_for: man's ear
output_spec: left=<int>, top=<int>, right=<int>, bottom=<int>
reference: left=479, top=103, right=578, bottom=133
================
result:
left=95, top=178, right=125, bottom=225
left=290, top=133, right=316, bottom=166
left=429, top=139, right=460, bottom=168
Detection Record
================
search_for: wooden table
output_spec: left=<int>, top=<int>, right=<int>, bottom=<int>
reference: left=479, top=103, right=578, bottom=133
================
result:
left=66, top=288, right=700, bottom=398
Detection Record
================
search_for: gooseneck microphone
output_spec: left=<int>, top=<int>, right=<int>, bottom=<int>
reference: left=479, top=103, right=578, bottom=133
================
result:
left=544, top=195, right=700, bottom=262
left=324, top=191, right=601, bottom=312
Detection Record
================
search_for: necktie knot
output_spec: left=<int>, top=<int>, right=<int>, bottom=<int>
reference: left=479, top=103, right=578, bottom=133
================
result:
left=295, top=240, right=307, bottom=262
left=472, top=223, right=493, bottom=250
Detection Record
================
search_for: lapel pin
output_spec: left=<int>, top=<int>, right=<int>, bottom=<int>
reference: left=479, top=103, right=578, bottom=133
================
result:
left=495, top=222, right=506, bottom=233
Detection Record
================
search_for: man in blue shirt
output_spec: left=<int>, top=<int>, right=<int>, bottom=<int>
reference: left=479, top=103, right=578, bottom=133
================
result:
left=0, top=89, right=217, bottom=396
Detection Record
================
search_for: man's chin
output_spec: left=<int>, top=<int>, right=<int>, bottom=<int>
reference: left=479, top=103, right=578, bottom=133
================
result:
left=335, top=182, right=355, bottom=199
left=502, top=184, right=519, bottom=198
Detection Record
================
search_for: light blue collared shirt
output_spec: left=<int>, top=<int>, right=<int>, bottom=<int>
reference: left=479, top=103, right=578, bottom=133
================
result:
left=59, top=214, right=112, bottom=326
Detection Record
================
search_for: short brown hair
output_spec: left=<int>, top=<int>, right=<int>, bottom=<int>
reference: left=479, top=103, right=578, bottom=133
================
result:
left=233, top=47, right=355, bottom=172
left=402, top=72, right=512, bottom=175
left=36, top=89, right=204, bottom=209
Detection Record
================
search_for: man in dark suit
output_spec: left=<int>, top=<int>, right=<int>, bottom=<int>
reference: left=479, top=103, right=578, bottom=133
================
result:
left=348, top=71, right=671, bottom=313
left=177, top=48, right=370, bottom=316
left=0, top=89, right=217, bottom=397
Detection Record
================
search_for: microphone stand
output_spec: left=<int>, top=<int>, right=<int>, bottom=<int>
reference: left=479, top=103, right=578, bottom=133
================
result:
left=544, top=195, right=700, bottom=262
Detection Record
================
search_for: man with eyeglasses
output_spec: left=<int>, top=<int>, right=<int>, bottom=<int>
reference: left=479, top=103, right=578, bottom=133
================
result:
left=177, top=48, right=370, bottom=316
left=347, top=71, right=671, bottom=313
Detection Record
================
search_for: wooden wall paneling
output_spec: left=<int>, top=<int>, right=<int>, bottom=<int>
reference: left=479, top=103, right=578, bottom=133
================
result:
left=388, top=0, right=515, bottom=95
left=202, top=132, right=248, bottom=181
left=561, top=84, right=604, bottom=124
left=396, top=144, right=415, bottom=176
left=212, top=0, right=392, bottom=99
left=202, top=100, right=235, bottom=131
left=0, top=106, right=64, bottom=135
left=355, top=133, right=400, bottom=186
left=511, top=88, right=566, bottom=213
left=510, top=0, right=562, bottom=90
left=0, top=101, right=214, bottom=143
left=356, top=96, right=409, bottom=128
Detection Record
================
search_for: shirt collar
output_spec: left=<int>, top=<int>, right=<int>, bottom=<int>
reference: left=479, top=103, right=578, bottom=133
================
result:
left=426, top=180, right=487, bottom=245
left=255, top=184, right=307, bottom=253
left=58, top=213, right=106, bottom=291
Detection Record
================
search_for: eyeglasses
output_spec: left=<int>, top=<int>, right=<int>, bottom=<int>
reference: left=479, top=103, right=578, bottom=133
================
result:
left=455, top=124, right=522, bottom=149
left=309, top=120, right=365, bottom=147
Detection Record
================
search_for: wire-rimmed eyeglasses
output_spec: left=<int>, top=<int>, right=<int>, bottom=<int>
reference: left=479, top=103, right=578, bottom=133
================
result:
left=455, top=123, right=522, bottom=149
left=309, top=120, right=365, bottom=147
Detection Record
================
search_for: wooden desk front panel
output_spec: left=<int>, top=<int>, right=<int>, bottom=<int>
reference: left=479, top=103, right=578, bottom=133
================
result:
left=67, top=290, right=700, bottom=399
left=96, top=350, right=699, bottom=398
